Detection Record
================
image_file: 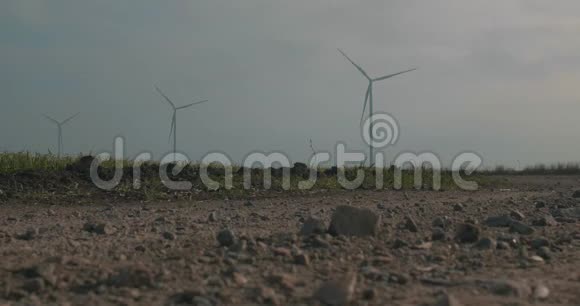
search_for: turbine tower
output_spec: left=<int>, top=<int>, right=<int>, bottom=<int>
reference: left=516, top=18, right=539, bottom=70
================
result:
left=338, top=49, right=416, bottom=166
left=155, top=86, right=208, bottom=162
left=43, top=113, right=79, bottom=157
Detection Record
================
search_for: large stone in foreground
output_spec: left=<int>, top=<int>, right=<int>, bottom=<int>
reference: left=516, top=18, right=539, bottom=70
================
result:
left=328, top=206, right=381, bottom=237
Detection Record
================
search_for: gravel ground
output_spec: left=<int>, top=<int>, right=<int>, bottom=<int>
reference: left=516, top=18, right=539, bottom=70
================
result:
left=1, top=175, right=579, bottom=306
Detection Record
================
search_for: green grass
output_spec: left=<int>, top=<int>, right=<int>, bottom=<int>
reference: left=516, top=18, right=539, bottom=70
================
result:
left=0, top=152, right=77, bottom=174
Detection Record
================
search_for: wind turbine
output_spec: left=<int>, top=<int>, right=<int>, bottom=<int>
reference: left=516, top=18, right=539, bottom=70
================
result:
left=155, top=86, right=208, bottom=162
left=338, top=49, right=416, bottom=166
left=43, top=113, right=79, bottom=157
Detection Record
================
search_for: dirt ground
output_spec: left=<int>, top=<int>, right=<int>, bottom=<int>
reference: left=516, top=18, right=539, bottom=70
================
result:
left=0, top=175, right=579, bottom=306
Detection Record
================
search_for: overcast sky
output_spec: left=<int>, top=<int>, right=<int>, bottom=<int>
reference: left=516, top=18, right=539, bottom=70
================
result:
left=1, top=1, right=579, bottom=167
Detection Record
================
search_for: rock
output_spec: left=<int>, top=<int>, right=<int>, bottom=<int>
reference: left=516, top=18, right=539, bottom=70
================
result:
left=229, top=240, right=247, bottom=253
left=404, top=216, right=419, bottom=232
left=232, top=272, right=248, bottom=286
left=208, top=211, right=218, bottom=222
left=21, top=278, right=45, bottom=293
left=455, top=223, right=480, bottom=243
left=432, top=216, right=452, bottom=229
left=388, top=272, right=409, bottom=285
left=362, top=288, right=376, bottom=300
left=484, top=215, right=513, bottom=227
left=204, top=275, right=224, bottom=287
left=412, top=241, right=433, bottom=250
left=572, top=190, right=580, bottom=198
left=328, top=206, right=380, bottom=237
left=271, top=232, right=297, bottom=244
left=299, top=217, right=326, bottom=236
left=536, top=247, right=552, bottom=260
left=193, top=296, right=213, bottom=306
left=474, top=237, right=496, bottom=250
left=430, top=292, right=462, bottom=306
left=481, top=279, right=531, bottom=297
left=270, top=273, right=298, bottom=291
left=370, top=255, right=393, bottom=265
left=535, top=201, right=546, bottom=208
left=553, top=207, right=580, bottom=219
left=555, top=217, right=576, bottom=223
left=392, top=238, right=409, bottom=249
left=314, top=272, right=357, bottom=306
left=83, top=222, right=116, bottom=235
left=496, top=241, right=510, bottom=250
left=360, top=266, right=387, bottom=281
left=528, top=255, right=545, bottom=264
left=108, top=266, right=155, bottom=288
left=431, top=228, right=446, bottom=241
left=509, top=221, right=535, bottom=235
left=255, top=286, right=279, bottom=305
left=272, top=247, right=291, bottom=257
left=18, top=264, right=57, bottom=287
left=371, top=255, right=393, bottom=264
left=509, top=209, right=525, bottom=221
left=453, top=203, right=464, bottom=212
left=532, top=215, right=558, bottom=227
left=497, top=235, right=519, bottom=248
left=533, top=284, right=550, bottom=299
left=16, top=228, right=39, bottom=241
left=119, top=288, right=141, bottom=299
left=311, top=236, right=331, bottom=248
left=162, top=231, right=176, bottom=241
left=293, top=253, right=310, bottom=266
left=216, top=229, right=236, bottom=247
left=530, top=238, right=550, bottom=249
left=169, top=291, right=213, bottom=306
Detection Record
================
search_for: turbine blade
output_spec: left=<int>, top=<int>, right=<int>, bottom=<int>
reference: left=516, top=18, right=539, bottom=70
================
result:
left=360, top=84, right=371, bottom=125
left=338, top=49, right=371, bottom=80
left=155, top=86, right=176, bottom=109
left=373, top=68, right=417, bottom=82
left=43, top=114, right=59, bottom=124
left=176, top=99, right=209, bottom=110
left=61, top=113, right=79, bottom=125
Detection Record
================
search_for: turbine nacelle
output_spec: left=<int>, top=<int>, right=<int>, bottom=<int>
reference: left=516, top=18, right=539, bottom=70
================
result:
left=155, top=86, right=208, bottom=111
left=43, top=113, right=79, bottom=127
